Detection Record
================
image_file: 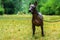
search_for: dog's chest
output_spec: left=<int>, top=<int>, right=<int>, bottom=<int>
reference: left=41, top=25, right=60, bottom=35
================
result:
left=32, top=16, right=42, bottom=25
left=33, top=19, right=40, bottom=24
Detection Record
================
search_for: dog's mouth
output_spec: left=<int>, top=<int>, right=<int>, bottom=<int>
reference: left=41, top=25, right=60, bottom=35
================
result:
left=29, top=10, right=31, bottom=12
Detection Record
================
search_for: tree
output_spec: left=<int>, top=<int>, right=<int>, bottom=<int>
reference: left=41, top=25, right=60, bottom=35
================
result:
left=2, top=0, right=22, bottom=14
left=0, top=0, right=4, bottom=15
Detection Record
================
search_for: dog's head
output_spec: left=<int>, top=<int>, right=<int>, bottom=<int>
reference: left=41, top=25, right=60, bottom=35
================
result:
left=29, top=1, right=37, bottom=13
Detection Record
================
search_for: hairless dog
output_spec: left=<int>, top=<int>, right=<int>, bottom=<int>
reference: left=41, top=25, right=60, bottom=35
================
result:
left=29, top=1, right=44, bottom=37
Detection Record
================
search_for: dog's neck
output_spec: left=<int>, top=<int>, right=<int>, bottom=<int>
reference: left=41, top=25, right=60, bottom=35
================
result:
left=32, top=9, right=38, bottom=19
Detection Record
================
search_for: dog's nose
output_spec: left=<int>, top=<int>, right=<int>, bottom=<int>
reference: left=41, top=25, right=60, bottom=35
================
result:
left=28, top=10, right=31, bottom=13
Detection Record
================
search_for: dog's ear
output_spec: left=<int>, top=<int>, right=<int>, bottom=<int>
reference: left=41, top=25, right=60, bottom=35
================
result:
left=34, top=1, right=37, bottom=6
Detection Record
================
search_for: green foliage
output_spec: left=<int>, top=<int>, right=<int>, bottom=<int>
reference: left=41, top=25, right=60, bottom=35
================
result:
left=40, top=0, right=60, bottom=15
left=0, top=7, right=4, bottom=15
left=1, top=0, right=21, bottom=14
left=0, top=0, right=4, bottom=15
left=20, top=0, right=60, bottom=15
left=1, top=0, right=60, bottom=15
left=3, top=2, right=15, bottom=14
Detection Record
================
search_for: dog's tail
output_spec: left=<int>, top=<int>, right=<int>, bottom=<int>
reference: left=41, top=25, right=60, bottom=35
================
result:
left=43, top=19, right=60, bottom=22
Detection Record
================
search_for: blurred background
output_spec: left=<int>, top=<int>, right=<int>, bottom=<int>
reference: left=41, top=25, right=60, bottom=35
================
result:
left=0, top=0, right=60, bottom=15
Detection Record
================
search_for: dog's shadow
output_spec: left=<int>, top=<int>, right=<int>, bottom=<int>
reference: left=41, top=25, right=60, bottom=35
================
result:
left=31, top=35, right=45, bottom=40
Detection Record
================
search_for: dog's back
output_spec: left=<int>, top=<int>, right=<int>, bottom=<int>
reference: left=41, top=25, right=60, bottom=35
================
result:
left=38, top=12, right=43, bottom=20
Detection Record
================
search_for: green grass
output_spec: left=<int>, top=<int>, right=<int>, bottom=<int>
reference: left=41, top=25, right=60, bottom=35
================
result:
left=0, top=15, right=60, bottom=40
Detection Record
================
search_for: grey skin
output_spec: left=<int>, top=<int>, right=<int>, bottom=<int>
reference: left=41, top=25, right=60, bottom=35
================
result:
left=29, top=2, right=44, bottom=37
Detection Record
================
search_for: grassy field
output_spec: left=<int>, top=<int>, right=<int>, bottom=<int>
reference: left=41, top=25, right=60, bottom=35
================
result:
left=0, top=15, right=60, bottom=40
